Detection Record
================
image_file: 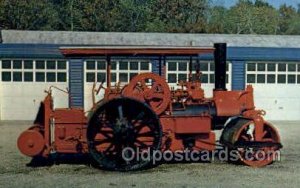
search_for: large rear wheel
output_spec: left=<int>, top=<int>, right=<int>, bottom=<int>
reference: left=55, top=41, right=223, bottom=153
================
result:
left=87, top=97, right=162, bottom=171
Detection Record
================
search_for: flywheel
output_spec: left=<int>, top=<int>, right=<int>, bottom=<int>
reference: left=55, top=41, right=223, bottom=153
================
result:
left=122, top=73, right=171, bottom=115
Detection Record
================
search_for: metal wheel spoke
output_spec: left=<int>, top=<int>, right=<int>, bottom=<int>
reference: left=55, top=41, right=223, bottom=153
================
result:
left=131, top=112, right=145, bottom=125
left=94, top=116, right=104, bottom=126
left=134, top=85, right=144, bottom=92
left=262, top=130, right=268, bottom=138
left=99, top=130, right=113, bottom=139
left=149, top=82, right=158, bottom=93
left=135, top=140, right=149, bottom=148
left=137, top=131, right=155, bottom=137
left=241, top=135, right=249, bottom=141
left=140, top=79, right=146, bottom=86
left=152, top=82, right=158, bottom=88
left=93, top=138, right=113, bottom=145
left=103, top=143, right=115, bottom=154
left=118, top=105, right=124, bottom=119
left=150, top=93, right=164, bottom=100
left=103, top=121, right=119, bottom=132
left=134, top=123, right=153, bottom=134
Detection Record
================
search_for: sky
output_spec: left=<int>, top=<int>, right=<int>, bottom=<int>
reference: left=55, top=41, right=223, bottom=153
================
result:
left=213, top=0, right=300, bottom=9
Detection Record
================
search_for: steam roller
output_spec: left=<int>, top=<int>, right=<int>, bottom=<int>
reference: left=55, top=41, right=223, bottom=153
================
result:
left=17, top=43, right=282, bottom=171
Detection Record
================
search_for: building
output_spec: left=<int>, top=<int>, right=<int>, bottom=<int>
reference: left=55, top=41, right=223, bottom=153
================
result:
left=0, top=30, right=300, bottom=121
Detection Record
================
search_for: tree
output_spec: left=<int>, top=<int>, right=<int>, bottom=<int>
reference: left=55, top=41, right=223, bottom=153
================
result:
left=254, top=0, right=271, bottom=8
left=206, top=6, right=227, bottom=33
left=285, top=15, right=300, bottom=35
left=0, top=0, right=298, bottom=34
left=225, top=0, right=279, bottom=34
left=110, top=0, right=153, bottom=32
left=51, top=0, right=86, bottom=31
left=0, top=0, right=4, bottom=28
left=225, top=0, right=254, bottom=34
left=149, top=0, right=210, bottom=33
left=252, top=2, right=279, bottom=34
left=0, top=0, right=59, bottom=30
left=278, top=4, right=298, bottom=34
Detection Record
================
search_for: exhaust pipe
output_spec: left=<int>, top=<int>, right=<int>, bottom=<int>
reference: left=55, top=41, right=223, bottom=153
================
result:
left=214, top=43, right=227, bottom=91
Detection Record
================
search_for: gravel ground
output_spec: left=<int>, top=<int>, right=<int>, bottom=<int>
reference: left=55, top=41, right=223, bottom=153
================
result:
left=0, top=120, right=299, bottom=188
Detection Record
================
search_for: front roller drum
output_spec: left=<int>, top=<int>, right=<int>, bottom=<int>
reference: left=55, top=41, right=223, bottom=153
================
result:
left=220, top=118, right=281, bottom=167
left=17, top=130, right=45, bottom=157
left=87, top=97, right=162, bottom=171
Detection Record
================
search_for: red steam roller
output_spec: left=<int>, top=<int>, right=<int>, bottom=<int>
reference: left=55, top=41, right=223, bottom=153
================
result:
left=17, top=43, right=282, bottom=171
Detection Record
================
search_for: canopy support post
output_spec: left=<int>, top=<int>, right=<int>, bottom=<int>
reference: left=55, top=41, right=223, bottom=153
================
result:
left=106, top=56, right=111, bottom=89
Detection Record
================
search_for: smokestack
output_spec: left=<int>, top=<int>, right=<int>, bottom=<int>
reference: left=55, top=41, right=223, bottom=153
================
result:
left=214, top=43, right=227, bottom=91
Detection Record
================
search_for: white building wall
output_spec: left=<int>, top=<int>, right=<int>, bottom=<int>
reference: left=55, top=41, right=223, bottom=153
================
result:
left=253, top=85, right=300, bottom=120
left=1, top=83, right=68, bottom=120
left=0, top=59, right=69, bottom=120
left=246, top=62, right=300, bottom=120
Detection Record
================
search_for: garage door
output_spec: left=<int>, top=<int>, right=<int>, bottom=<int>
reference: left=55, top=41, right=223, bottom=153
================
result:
left=246, top=62, right=300, bottom=120
left=166, top=60, right=232, bottom=97
left=84, top=59, right=152, bottom=111
left=0, top=59, right=69, bottom=120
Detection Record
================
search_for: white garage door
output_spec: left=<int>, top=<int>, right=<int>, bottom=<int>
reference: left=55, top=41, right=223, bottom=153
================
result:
left=166, top=60, right=232, bottom=97
left=246, top=62, right=300, bottom=120
left=0, top=59, right=69, bottom=120
left=83, top=59, right=152, bottom=111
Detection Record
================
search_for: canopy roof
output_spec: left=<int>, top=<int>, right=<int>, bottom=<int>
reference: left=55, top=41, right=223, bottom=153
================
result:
left=60, top=46, right=214, bottom=57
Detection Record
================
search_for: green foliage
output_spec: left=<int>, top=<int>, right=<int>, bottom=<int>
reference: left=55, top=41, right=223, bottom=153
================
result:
left=252, top=3, right=279, bottom=34
left=0, top=0, right=299, bottom=35
left=278, top=4, right=298, bottom=34
left=0, top=0, right=59, bottom=30
left=225, top=0, right=279, bottom=34
left=51, top=0, right=113, bottom=31
left=206, top=6, right=227, bottom=33
left=150, top=0, right=208, bottom=33
left=285, top=15, right=300, bottom=35
left=110, top=0, right=153, bottom=32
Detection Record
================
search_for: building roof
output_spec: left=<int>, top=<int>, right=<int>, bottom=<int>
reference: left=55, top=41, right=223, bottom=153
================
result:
left=2, top=30, right=300, bottom=48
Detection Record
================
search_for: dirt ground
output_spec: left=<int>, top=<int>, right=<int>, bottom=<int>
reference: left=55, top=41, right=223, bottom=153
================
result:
left=0, top=121, right=299, bottom=188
